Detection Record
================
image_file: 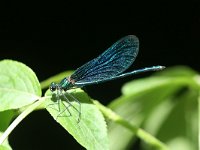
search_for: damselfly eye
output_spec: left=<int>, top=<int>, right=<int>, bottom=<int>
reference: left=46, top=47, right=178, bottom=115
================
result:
left=50, top=82, right=57, bottom=92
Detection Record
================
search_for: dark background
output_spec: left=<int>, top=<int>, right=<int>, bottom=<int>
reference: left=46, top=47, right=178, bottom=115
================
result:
left=1, top=1, right=200, bottom=150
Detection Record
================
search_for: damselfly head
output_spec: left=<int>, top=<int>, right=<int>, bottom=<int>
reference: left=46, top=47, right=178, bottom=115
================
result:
left=50, top=82, right=58, bottom=92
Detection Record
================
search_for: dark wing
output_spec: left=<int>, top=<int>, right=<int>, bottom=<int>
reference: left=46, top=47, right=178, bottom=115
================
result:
left=71, top=35, right=139, bottom=87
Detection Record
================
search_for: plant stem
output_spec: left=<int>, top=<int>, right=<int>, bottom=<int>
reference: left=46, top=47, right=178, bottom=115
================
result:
left=0, top=97, right=48, bottom=145
left=93, top=100, right=169, bottom=150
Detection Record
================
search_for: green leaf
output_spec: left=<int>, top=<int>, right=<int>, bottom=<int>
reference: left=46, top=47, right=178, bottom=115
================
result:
left=0, top=60, right=41, bottom=111
left=166, top=137, right=195, bottom=150
left=108, top=77, right=183, bottom=150
left=143, top=89, right=198, bottom=150
left=121, top=76, right=198, bottom=96
left=0, top=110, right=15, bottom=131
left=94, top=100, right=169, bottom=150
left=107, top=66, right=199, bottom=150
left=0, top=146, right=10, bottom=150
left=40, top=71, right=73, bottom=89
left=45, top=89, right=108, bottom=150
left=198, top=92, right=200, bottom=150
left=0, top=145, right=12, bottom=150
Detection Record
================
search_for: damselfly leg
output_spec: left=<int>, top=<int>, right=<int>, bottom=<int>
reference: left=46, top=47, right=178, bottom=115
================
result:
left=47, top=90, right=81, bottom=123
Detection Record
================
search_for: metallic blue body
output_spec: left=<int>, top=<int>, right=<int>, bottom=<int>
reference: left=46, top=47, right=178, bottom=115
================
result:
left=51, top=35, right=165, bottom=91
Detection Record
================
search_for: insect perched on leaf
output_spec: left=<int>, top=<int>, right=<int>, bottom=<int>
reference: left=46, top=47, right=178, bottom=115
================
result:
left=49, top=35, right=165, bottom=122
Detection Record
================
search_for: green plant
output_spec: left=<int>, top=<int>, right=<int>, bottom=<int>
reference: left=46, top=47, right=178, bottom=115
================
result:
left=0, top=59, right=199, bottom=150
